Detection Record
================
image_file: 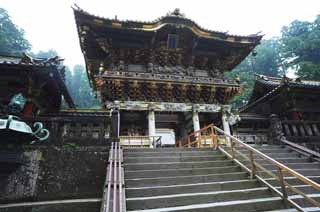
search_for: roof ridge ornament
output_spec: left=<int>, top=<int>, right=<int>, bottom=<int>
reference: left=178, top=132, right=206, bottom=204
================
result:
left=167, top=8, right=185, bottom=18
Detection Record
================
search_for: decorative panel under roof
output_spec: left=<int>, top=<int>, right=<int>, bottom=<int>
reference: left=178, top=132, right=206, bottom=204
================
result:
left=73, top=7, right=263, bottom=85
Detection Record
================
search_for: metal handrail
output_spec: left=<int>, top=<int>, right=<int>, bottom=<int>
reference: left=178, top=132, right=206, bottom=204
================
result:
left=176, top=124, right=217, bottom=148
left=100, top=142, right=126, bottom=212
left=281, top=138, right=320, bottom=159
left=282, top=120, right=320, bottom=124
left=214, top=126, right=320, bottom=211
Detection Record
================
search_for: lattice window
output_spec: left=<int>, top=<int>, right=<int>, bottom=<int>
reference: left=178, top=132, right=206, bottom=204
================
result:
left=167, top=34, right=179, bottom=49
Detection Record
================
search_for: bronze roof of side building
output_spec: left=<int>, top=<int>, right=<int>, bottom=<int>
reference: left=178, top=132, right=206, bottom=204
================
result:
left=239, top=75, right=320, bottom=113
left=0, top=53, right=75, bottom=111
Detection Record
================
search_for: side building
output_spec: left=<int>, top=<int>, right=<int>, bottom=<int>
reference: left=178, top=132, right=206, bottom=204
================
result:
left=236, top=75, right=320, bottom=152
left=0, top=54, right=75, bottom=115
left=0, top=54, right=111, bottom=210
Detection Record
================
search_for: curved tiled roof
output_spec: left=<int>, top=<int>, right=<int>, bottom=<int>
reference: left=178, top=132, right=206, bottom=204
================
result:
left=0, top=53, right=63, bottom=67
left=73, top=6, right=263, bottom=44
left=239, top=75, right=320, bottom=113
left=254, top=75, right=320, bottom=89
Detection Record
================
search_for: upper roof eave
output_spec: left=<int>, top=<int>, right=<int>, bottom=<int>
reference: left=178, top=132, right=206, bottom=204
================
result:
left=73, top=6, right=263, bottom=44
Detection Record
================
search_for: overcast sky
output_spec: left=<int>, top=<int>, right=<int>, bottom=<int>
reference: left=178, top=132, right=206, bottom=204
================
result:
left=1, top=0, right=319, bottom=68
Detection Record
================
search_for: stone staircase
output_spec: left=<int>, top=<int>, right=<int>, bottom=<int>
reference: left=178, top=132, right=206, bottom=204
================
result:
left=237, top=145, right=320, bottom=208
left=123, top=148, right=308, bottom=212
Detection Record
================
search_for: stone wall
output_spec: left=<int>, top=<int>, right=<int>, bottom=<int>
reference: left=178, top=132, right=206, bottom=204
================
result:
left=0, top=143, right=109, bottom=212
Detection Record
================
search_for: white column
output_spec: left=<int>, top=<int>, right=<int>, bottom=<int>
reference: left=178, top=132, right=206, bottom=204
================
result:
left=222, top=112, right=231, bottom=136
left=221, top=106, right=231, bottom=144
left=117, top=111, right=120, bottom=137
left=192, top=111, right=200, bottom=132
left=148, top=110, right=155, bottom=148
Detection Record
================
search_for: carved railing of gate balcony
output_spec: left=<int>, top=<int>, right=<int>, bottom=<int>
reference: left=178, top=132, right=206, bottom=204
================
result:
left=176, top=124, right=218, bottom=148
left=22, top=113, right=110, bottom=145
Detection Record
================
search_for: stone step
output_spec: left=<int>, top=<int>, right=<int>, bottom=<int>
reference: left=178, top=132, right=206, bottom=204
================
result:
left=236, top=152, right=302, bottom=159
left=266, top=176, right=320, bottom=187
left=264, top=207, right=320, bottom=212
left=123, top=148, right=214, bottom=152
left=227, top=149, right=306, bottom=160
left=276, top=169, right=320, bottom=177
left=126, top=187, right=274, bottom=211
left=125, top=166, right=241, bottom=179
left=289, top=194, right=320, bottom=207
left=124, top=151, right=220, bottom=158
left=246, top=162, right=320, bottom=170
left=124, top=160, right=234, bottom=171
left=124, top=155, right=227, bottom=163
left=238, top=149, right=291, bottom=154
left=255, top=157, right=309, bottom=164
left=284, top=185, right=320, bottom=195
left=125, top=172, right=249, bottom=188
left=126, top=196, right=319, bottom=212
left=244, top=145, right=285, bottom=150
left=126, top=179, right=260, bottom=198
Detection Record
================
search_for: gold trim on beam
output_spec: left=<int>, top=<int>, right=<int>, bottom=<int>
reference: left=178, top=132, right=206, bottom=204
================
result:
left=112, top=22, right=122, bottom=28
left=106, top=101, right=222, bottom=112
left=143, top=23, right=159, bottom=29
left=93, top=19, right=104, bottom=25
left=226, top=37, right=236, bottom=42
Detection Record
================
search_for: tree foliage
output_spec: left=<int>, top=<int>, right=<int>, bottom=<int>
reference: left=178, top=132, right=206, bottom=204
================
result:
left=280, top=15, right=320, bottom=79
left=0, top=8, right=30, bottom=55
left=225, top=38, right=282, bottom=107
left=28, top=49, right=101, bottom=108
left=65, top=65, right=101, bottom=109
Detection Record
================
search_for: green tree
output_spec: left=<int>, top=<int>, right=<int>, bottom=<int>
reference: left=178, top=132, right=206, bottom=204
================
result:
left=66, top=64, right=101, bottom=109
left=280, top=15, right=320, bottom=79
left=251, top=38, right=283, bottom=77
left=29, top=50, right=100, bottom=109
left=225, top=38, right=282, bottom=107
left=0, top=8, right=30, bottom=55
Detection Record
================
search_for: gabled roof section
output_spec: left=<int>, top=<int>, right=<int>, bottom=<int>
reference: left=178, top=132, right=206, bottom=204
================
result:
left=0, top=53, right=63, bottom=67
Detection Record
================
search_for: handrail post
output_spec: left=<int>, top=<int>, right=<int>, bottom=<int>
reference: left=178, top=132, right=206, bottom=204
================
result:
left=113, top=142, right=117, bottom=212
left=278, top=167, right=288, bottom=203
left=249, top=151, right=256, bottom=179
left=212, top=126, right=217, bottom=149
left=231, top=139, right=235, bottom=159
